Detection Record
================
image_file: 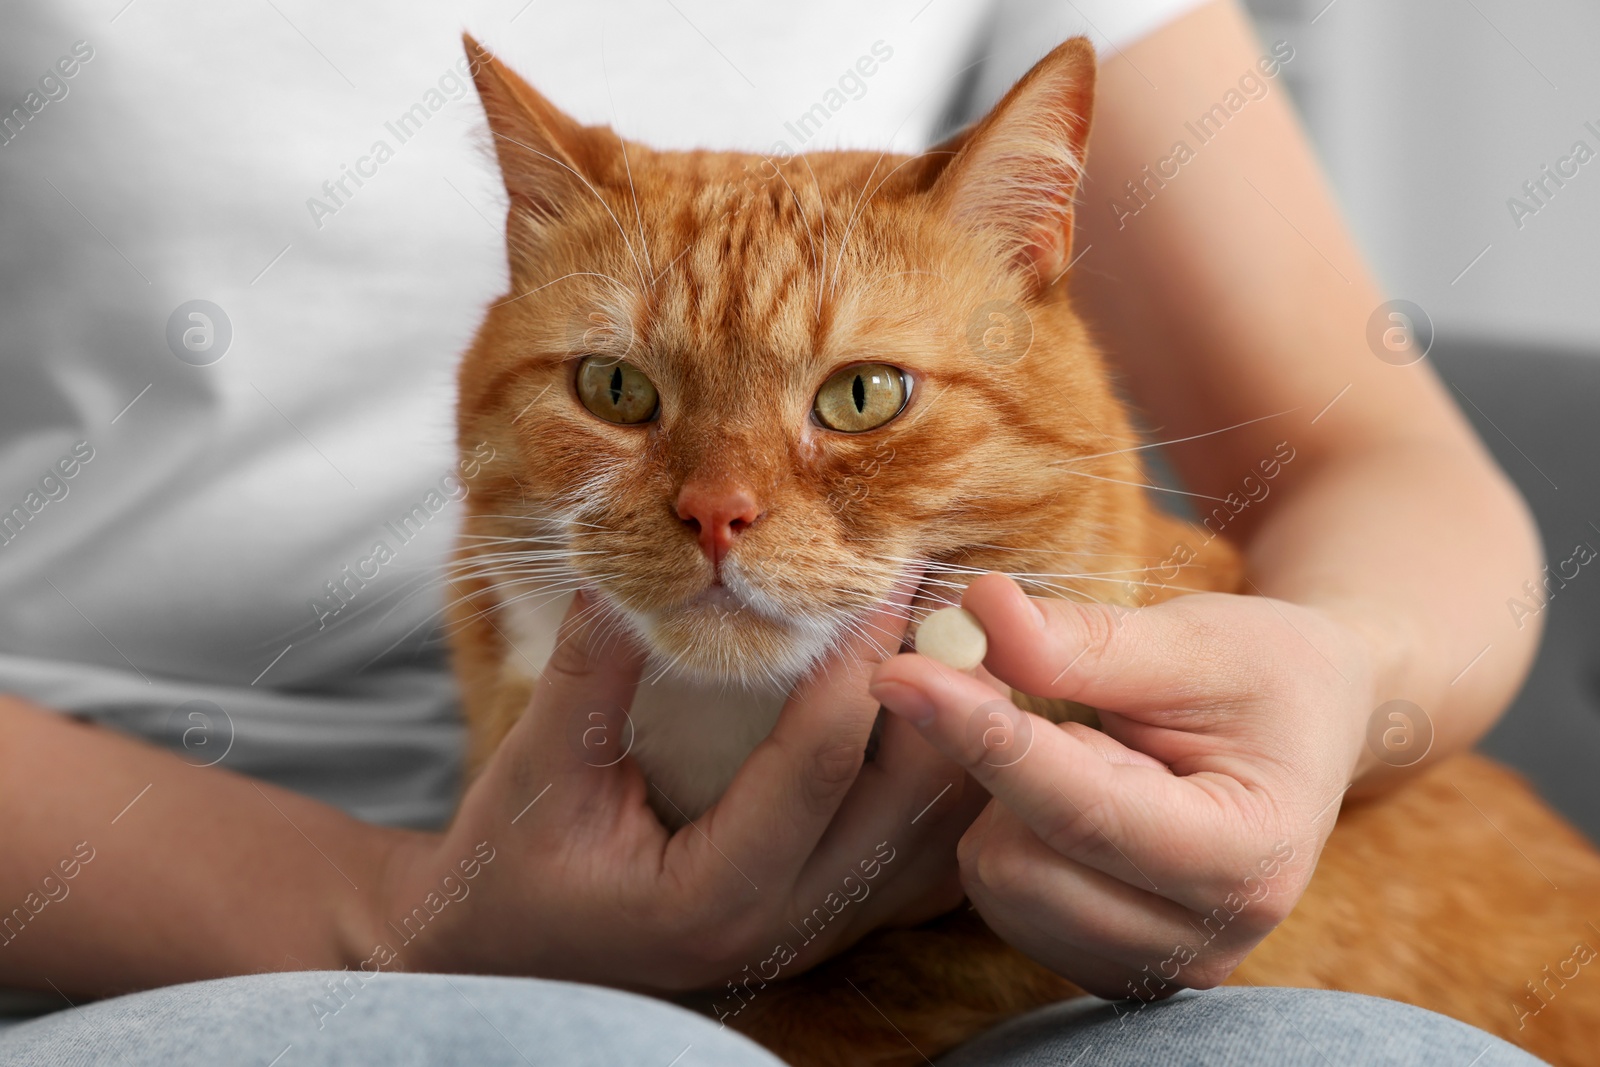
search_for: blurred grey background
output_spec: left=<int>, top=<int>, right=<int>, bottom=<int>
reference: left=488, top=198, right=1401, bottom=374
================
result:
left=1245, top=0, right=1600, bottom=842
left=1245, top=0, right=1599, bottom=348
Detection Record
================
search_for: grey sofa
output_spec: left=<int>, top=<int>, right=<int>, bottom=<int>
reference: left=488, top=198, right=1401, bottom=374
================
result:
left=1433, top=337, right=1600, bottom=844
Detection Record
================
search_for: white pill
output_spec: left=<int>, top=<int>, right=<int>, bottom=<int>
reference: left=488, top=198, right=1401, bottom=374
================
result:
left=916, top=607, right=988, bottom=671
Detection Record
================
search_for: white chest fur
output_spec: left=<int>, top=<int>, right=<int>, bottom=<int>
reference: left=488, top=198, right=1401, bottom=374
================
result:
left=501, top=593, right=787, bottom=822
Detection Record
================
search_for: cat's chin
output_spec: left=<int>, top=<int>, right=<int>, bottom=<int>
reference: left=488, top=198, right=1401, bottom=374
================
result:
left=628, top=593, right=841, bottom=692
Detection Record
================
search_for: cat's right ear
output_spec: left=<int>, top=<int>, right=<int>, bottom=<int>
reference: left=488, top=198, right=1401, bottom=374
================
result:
left=930, top=38, right=1096, bottom=292
left=464, top=33, right=600, bottom=222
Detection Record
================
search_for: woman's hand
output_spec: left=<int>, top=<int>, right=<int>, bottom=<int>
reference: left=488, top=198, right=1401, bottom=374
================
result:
left=378, top=585, right=980, bottom=995
left=867, top=572, right=1374, bottom=999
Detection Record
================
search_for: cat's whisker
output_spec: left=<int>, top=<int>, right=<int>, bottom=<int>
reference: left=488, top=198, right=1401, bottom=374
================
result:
left=440, top=590, right=594, bottom=635
left=864, top=555, right=1219, bottom=610
left=830, top=148, right=888, bottom=298
left=591, top=597, right=642, bottom=660
left=471, top=513, right=614, bottom=532
left=450, top=547, right=611, bottom=563
left=451, top=547, right=569, bottom=556
left=448, top=567, right=603, bottom=584
left=451, top=556, right=611, bottom=572
left=914, top=562, right=1203, bottom=581
left=347, top=567, right=535, bottom=673
left=456, top=532, right=573, bottom=543
left=903, top=577, right=970, bottom=593
left=489, top=131, right=652, bottom=290
left=450, top=554, right=626, bottom=572
left=962, top=542, right=1161, bottom=559
left=1018, top=574, right=1213, bottom=596
left=499, top=595, right=618, bottom=685
left=449, top=576, right=589, bottom=598
left=1053, top=467, right=1230, bottom=503
left=445, top=559, right=605, bottom=581
left=453, top=574, right=609, bottom=603
left=1051, top=408, right=1298, bottom=466
left=491, top=270, right=634, bottom=310
left=797, top=153, right=829, bottom=318
left=880, top=554, right=1148, bottom=579
left=879, top=554, right=999, bottom=574
left=833, top=617, right=877, bottom=654
left=645, top=646, right=688, bottom=687
left=597, top=40, right=657, bottom=283
left=448, top=566, right=585, bottom=582
left=486, top=579, right=617, bottom=620
left=612, top=129, right=655, bottom=279
left=843, top=611, right=919, bottom=648
left=525, top=589, right=616, bottom=670
left=440, top=571, right=614, bottom=624
left=830, top=153, right=931, bottom=298
left=823, top=50, right=987, bottom=298
left=563, top=592, right=615, bottom=629
left=356, top=618, right=451, bottom=675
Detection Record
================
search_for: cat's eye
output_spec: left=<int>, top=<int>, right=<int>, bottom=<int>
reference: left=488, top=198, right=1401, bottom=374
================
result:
left=813, top=364, right=909, bottom=433
left=576, top=356, right=659, bottom=424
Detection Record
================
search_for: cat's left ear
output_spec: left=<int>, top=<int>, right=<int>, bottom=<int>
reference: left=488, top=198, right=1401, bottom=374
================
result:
left=463, top=33, right=609, bottom=222
left=931, top=38, right=1096, bottom=291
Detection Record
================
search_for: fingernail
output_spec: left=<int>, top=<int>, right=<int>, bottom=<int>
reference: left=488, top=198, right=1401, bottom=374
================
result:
left=869, top=681, right=937, bottom=727
left=1024, top=594, right=1045, bottom=628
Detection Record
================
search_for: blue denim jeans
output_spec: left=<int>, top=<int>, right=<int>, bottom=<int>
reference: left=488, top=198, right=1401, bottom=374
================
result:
left=0, top=974, right=1548, bottom=1066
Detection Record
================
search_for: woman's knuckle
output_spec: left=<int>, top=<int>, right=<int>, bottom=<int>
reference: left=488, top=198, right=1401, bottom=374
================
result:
left=1252, top=886, right=1299, bottom=929
left=1185, top=949, right=1247, bottom=989
left=1068, top=604, right=1121, bottom=673
left=955, top=830, right=983, bottom=875
left=1038, top=797, right=1113, bottom=860
left=800, top=732, right=865, bottom=811
left=972, top=841, right=1033, bottom=899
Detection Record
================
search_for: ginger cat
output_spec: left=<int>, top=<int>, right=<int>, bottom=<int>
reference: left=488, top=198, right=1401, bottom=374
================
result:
left=448, top=34, right=1600, bottom=1067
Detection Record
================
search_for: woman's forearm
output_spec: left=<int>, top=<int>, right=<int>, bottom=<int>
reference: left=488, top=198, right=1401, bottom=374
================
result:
left=1241, top=439, right=1544, bottom=793
left=1062, top=1, right=1545, bottom=795
left=0, top=696, right=413, bottom=996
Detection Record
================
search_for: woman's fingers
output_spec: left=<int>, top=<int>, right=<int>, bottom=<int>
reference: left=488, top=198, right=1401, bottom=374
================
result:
left=496, top=591, right=649, bottom=823
left=798, top=712, right=985, bottom=943
left=960, top=804, right=1263, bottom=996
left=699, top=570, right=922, bottom=894
left=869, top=656, right=1261, bottom=911
left=800, top=711, right=965, bottom=874
left=959, top=573, right=1254, bottom=715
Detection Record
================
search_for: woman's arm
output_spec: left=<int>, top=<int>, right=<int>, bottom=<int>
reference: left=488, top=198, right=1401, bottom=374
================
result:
left=0, top=695, right=400, bottom=994
left=1073, top=0, right=1543, bottom=791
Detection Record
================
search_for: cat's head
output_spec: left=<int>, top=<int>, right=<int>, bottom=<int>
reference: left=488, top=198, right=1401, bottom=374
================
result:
left=457, top=34, right=1129, bottom=689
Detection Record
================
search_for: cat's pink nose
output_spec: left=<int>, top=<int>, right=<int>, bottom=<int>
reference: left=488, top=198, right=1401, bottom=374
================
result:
left=676, top=480, right=762, bottom=571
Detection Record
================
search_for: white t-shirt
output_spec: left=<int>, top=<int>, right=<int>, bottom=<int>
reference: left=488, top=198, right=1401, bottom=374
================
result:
left=0, top=0, right=1205, bottom=828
